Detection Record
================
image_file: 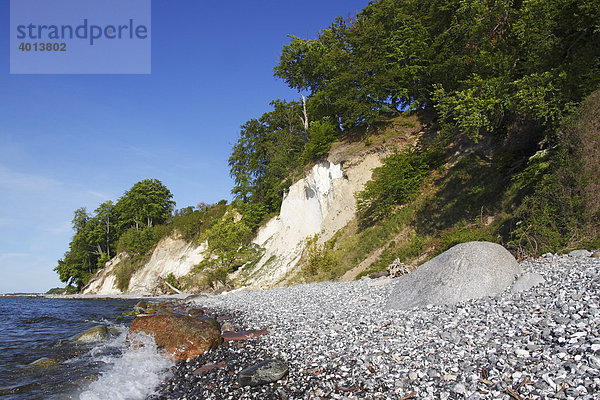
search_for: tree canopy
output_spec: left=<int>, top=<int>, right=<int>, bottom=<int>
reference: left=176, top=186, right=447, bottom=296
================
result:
left=54, top=179, right=175, bottom=289
left=275, top=0, right=599, bottom=136
left=115, top=178, right=175, bottom=230
left=228, top=100, right=307, bottom=212
left=230, top=0, right=599, bottom=220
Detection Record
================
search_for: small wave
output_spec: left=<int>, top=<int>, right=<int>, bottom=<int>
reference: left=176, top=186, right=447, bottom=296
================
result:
left=78, top=333, right=173, bottom=400
left=22, top=315, right=64, bottom=324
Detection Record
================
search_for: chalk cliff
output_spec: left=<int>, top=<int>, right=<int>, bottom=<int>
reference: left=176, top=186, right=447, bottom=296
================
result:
left=82, top=236, right=206, bottom=295
left=83, top=149, right=385, bottom=294
left=236, top=153, right=382, bottom=287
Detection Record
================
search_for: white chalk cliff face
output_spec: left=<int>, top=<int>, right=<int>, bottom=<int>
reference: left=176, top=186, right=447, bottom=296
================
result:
left=82, top=253, right=125, bottom=295
left=82, top=236, right=206, bottom=295
left=83, top=151, right=383, bottom=294
left=238, top=154, right=382, bottom=287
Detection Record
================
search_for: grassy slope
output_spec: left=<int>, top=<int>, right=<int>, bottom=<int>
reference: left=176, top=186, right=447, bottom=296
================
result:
left=294, top=112, right=527, bottom=283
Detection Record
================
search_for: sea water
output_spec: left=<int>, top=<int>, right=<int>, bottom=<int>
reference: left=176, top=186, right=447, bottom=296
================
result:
left=0, top=297, right=173, bottom=400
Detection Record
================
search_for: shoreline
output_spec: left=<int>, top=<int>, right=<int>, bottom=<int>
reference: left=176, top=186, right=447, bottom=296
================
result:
left=3, top=293, right=195, bottom=300
left=149, top=255, right=600, bottom=399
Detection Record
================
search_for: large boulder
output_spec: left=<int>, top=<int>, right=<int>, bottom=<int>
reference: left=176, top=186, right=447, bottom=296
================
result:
left=73, top=326, right=109, bottom=342
left=27, top=357, right=61, bottom=369
left=386, top=241, right=520, bottom=310
left=128, top=315, right=222, bottom=361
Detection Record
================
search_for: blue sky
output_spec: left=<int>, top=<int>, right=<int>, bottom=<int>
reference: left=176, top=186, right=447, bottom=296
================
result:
left=0, top=0, right=369, bottom=293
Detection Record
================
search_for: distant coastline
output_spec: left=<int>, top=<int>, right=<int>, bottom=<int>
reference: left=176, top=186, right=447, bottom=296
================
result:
left=1, top=292, right=191, bottom=300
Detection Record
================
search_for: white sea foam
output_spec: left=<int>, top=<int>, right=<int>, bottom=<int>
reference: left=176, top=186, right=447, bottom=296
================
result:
left=79, top=333, right=173, bottom=400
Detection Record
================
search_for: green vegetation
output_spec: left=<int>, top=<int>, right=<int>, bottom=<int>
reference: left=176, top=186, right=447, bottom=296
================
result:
left=356, top=148, right=430, bottom=222
left=228, top=100, right=308, bottom=214
left=165, top=273, right=180, bottom=291
left=54, top=179, right=175, bottom=290
left=513, top=90, right=600, bottom=253
left=114, top=254, right=149, bottom=292
left=54, top=179, right=229, bottom=290
left=302, top=235, right=336, bottom=279
left=298, top=88, right=599, bottom=281
left=231, top=0, right=599, bottom=260
left=301, top=119, right=337, bottom=164
left=199, top=212, right=253, bottom=270
left=192, top=210, right=262, bottom=291
left=45, top=285, right=77, bottom=295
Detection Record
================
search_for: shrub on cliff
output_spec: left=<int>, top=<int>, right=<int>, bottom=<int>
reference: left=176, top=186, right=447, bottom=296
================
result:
left=356, top=148, right=430, bottom=222
left=513, top=90, right=600, bottom=253
left=301, top=118, right=337, bottom=164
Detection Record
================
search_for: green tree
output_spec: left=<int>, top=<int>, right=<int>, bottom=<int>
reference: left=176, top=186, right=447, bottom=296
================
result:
left=513, top=89, right=600, bottom=252
left=301, top=118, right=337, bottom=164
left=357, top=148, right=430, bottom=222
left=229, top=100, right=306, bottom=212
left=54, top=208, right=96, bottom=289
left=200, top=213, right=253, bottom=270
left=54, top=179, right=176, bottom=289
left=86, top=201, right=116, bottom=263
left=115, top=179, right=175, bottom=230
left=275, top=0, right=599, bottom=139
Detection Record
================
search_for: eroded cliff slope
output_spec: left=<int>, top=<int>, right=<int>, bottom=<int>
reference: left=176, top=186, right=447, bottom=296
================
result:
left=83, top=134, right=410, bottom=295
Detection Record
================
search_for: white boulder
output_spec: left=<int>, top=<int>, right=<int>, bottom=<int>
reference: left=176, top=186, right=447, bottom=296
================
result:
left=386, top=241, right=521, bottom=310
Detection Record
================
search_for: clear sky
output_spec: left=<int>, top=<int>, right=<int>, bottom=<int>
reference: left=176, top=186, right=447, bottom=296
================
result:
left=0, top=0, right=369, bottom=294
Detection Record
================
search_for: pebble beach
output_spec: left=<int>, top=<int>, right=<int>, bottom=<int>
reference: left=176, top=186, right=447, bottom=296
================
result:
left=149, top=254, right=600, bottom=399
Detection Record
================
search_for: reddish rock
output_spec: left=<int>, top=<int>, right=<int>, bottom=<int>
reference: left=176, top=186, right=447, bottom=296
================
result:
left=222, top=330, right=270, bottom=342
left=196, top=315, right=221, bottom=332
left=128, top=315, right=222, bottom=361
left=193, top=362, right=226, bottom=375
left=187, top=308, right=205, bottom=317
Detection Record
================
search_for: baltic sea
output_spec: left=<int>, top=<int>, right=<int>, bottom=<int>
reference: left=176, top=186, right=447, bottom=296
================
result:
left=0, top=297, right=172, bottom=400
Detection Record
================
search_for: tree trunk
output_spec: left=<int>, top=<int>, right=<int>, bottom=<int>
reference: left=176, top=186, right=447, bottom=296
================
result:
left=96, top=243, right=104, bottom=258
left=300, top=94, right=309, bottom=138
left=164, top=280, right=182, bottom=294
left=106, top=213, right=110, bottom=258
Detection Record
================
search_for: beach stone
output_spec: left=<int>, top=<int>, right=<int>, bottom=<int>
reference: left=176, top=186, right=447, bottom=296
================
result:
left=193, top=362, right=225, bottom=375
left=238, top=359, right=288, bottom=387
left=74, top=325, right=109, bottom=342
left=368, top=270, right=389, bottom=279
left=453, top=383, right=467, bottom=395
left=128, top=315, right=222, bottom=361
left=222, top=329, right=270, bottom=342
left=511, top=272, right=545, bottom=293
left=592, top=251, right=600, bottom=258
left=386, top=241, right=521, bottom=310
left=569, top=249, right=592, bottom=258
left=187, top=308, right=205, bottom=317
left=221, top=321, right=235, bottom=332
left=134, top=300, right=147, bottom=311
